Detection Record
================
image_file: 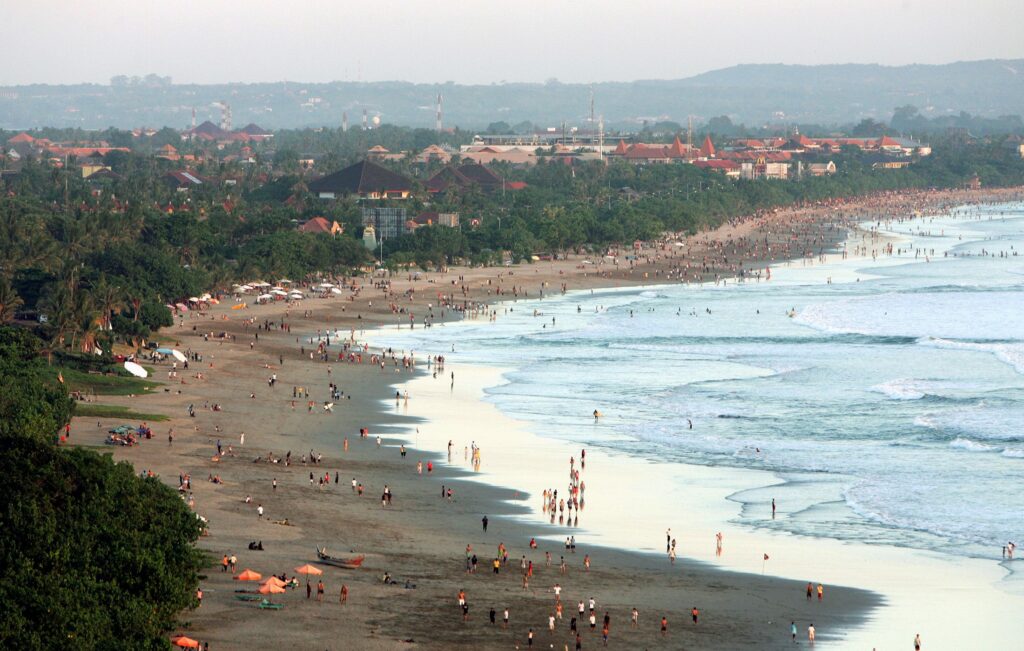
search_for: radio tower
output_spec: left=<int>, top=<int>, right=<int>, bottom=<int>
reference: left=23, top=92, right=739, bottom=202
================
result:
left=435, top=93, right=443, bottom=133
left=220, top=101, right=232, bottom=132
left=362, top=108, right=368, bottom=130
left=191, top=107, right=196, bottom=130
left=342, top=112, right=348, bottom=132
left=687, top=115, right=693, bottom=161
left=589, top=88, right=595, bottom=126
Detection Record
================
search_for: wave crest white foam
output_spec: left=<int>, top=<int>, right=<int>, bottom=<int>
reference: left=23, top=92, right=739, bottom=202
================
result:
left=950, top=437, right=1001, bottom=453
left=919, top=337, right=1024, bottom=375
left=871, top=379, right=926, bottom=400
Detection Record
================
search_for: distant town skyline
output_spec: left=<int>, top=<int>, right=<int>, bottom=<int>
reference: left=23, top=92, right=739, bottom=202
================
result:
left=3, top=0, right=1023, bottom=86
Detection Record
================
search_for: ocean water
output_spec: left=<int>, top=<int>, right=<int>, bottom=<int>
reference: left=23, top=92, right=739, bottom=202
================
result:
left=377, top=204, right=1024, bottom=563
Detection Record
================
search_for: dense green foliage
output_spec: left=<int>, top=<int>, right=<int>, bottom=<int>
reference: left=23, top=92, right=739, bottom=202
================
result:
left=0, top=328, right=73, bottom=441
left=3, top=126, right=1024, bottom=355
left=0, top=327, right=205, bottom=649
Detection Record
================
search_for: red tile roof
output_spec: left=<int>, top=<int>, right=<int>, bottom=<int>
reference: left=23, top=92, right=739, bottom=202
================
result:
left=694, top=160, right=739, bottom=170
left=700, top=135, right=716, bottom=158
left=299, top=217, right=332, bottom=233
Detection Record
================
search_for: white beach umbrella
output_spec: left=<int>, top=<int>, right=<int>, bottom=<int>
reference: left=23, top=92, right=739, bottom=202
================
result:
left=123, top=361, right=148, bottom=378
left=171, top=350, right=188, bottom=363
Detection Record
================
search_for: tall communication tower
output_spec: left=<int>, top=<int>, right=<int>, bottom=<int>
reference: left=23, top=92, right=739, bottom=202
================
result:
left=436, top=93, right=443, bottom=133
left=342, top=112, right=348, bottom=132
left=589, top=88, right=595, bottom=126
left=598, top=115, right=605, bottom=163
left=687, top=115, right=693, bottom=160
left=220, top=102, right=232, bottom=132
left=191, top=107, right=196, bottom=130
left=362, top=108, right=368, bottom=130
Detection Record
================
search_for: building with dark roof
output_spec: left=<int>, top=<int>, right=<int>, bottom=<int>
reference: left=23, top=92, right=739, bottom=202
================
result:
left=307, top=159, right=412, bottom=200
left=163, top=170, right=204, bottom=191
left=426, top=162, right=504, bottom=193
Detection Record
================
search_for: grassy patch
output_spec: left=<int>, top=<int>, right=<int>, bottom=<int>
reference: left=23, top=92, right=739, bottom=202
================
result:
left=62, top=368, right=160, bottom=396
left=74, top=403, right=169, bottom=422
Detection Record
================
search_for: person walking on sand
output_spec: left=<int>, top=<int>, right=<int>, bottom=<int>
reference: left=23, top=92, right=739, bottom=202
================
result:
left=914, top=633, right=922, bottom=650
left=482, top=515, right=488, bottom=532
left=316, top=580, right=324, bottom=602
left=691, top=606, right=699, bottom=624
left=257, top=504, right=263, bottom=519
left=340, top=584, right=348, bottom=604
left=503, top=607, right=509, bottom=629
left=661, top=616, right=668, bottom=637
left=808, top=623, right=816, bottom=643
left=791, top=621, right=797, bottom=642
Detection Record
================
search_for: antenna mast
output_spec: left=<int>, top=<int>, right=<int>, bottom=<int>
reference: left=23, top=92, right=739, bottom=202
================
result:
left=436, top=93, right=443, bottom=133
left=219, top=101, right=232, bottom=132
left=687, top=115, right=693, bottom=161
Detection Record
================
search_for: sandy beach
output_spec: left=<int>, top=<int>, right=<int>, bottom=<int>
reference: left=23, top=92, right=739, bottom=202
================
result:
left=69, top=186, right=1024, bottom=649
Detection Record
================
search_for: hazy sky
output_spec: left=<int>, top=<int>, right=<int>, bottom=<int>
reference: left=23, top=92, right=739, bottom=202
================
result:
left=3, top=0, right=1023, bottom=86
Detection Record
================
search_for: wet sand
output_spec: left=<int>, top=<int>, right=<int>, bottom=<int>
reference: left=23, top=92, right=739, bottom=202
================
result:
left=68, top=187, right=1023, bottom=649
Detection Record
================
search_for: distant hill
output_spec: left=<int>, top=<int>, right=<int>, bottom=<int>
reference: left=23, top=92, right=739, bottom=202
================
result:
left=2, top=59, right=1022, bottom=131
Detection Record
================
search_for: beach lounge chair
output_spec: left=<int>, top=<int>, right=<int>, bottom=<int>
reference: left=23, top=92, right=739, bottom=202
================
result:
left=257, top=599, right=284, bottom=610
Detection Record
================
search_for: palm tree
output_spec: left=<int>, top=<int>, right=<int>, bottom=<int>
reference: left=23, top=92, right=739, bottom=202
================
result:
left=40, top=283, right=78, bottom=353
left=0, top=277, right=24, bottom=323
left=93, top=277, right=125, bottom=332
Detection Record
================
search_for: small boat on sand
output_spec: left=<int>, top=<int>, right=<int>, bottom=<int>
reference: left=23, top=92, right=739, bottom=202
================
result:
left=316, top=547, right=365, bottom=569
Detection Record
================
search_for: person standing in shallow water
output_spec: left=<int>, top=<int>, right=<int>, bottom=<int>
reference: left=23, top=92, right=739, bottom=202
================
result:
left=482, top=515, right=488, bottom=532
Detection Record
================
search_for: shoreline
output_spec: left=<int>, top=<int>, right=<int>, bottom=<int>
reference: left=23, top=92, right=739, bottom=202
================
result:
left=366, top=219, right=1023, bottom=648
left=68, top=187, right=1024, bottom=649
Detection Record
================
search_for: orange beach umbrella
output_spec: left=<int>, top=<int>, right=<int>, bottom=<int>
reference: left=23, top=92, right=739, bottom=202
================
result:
left=259, top=583, right=286, bottom=595
left=295, top=563, right=322, bottom=585
left=172, top=636, right=200, bottom=648
left=234, top=569, right=262, bottom=581
left=261, top=576, right=287, bottom=588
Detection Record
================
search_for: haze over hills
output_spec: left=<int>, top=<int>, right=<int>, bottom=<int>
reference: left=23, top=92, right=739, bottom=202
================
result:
left=2, top=59, right=1023, bottom=132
